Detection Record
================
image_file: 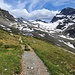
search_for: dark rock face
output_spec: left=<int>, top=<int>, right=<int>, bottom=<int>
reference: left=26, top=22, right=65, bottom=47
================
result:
left=15, top=17, right=32, bottom=24
left=0, top=8, right=15, bottom=21
left=16, top=17, right=26, bottom=22
left=51, top=7, right=75, bottom=38
left=16, top=17, right=24, bottom=23
left=60, top=7, right=75, bottom=15
left=64, top=24, right=75, bottom=38
left=51, top=15, right=65, bottom=23
left=51, top=7, right=75, bottom=23
left=35, top=19, right=47, bottom=23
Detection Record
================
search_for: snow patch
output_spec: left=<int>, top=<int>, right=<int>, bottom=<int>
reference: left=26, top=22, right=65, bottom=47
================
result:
left=23, top=28, right=33, bottom=32
left=0, top=25, right=5, bottom=28
left=38, top=34, right=45, bottom=37
left=7, top=28, right=11, bottom=31
left=56, top=15, right=65, bottom=17
left=59, top=40, right=75, bottom=49
left=23, top=21, right=28, bottom=23
left=59, top=35, right=74, bottom=40
left=67, top=42, right=75, bottom=49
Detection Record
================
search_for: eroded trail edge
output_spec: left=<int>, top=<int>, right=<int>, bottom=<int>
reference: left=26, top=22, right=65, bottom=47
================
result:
left=20, top=45, right=50, bottom=75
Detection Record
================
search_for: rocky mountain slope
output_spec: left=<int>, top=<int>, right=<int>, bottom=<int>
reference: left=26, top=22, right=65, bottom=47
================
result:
left=0, top=8, right=14, bottom=21
left=50, top=7, right=75, bottom=51
left=0, top=7, right=75, bottom=52
left=51, top=7, right=75, bottom=37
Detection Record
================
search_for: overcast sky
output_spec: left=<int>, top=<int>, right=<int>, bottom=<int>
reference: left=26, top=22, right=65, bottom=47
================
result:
left=0, top=0, right=75, bottom=22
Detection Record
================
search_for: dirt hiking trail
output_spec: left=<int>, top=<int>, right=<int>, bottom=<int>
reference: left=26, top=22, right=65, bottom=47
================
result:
left=20, top=45, right=50, bottom=75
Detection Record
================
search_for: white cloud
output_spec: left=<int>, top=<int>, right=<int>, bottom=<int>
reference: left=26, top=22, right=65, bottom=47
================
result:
left=37, top=0, right=50, bottom=9
left=16, top=0, right=27, bottom=9
left=29, top=9, right=59, bottom=20
left=28, top=0, right=39, bottom=12
left=0, top=0, right=3, bottom=2
left=10, top=8, right=59, bottom=21
left=10, top=9, right=29, bottom=18
left=28, top=0, right=51, bottom=12
left=0, top=0, right=11, bottom=10
left=51, top=0, right=75, bottom=6
left=0, top=0, right=59, bottom=22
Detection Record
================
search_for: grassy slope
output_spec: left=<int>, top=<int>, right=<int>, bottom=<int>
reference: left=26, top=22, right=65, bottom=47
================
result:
left=0, top=29, right=75, bottom=75
left=23, top=36, right=75, bottom=75
left=0, top=30, right=23, bottom=75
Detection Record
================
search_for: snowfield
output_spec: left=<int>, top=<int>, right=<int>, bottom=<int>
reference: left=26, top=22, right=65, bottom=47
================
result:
left=59, top=35, right=75, bottom=40
left=32, top=20, right=64, bottom=33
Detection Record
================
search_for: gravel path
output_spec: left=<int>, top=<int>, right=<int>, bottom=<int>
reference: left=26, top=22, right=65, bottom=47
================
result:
left=20, top=46, right=50, bottom=75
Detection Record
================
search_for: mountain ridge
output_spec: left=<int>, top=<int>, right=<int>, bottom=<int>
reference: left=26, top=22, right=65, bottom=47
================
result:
left=0, top=8, right=15, bottom=21
left=0, top=7, right=75, bottom=52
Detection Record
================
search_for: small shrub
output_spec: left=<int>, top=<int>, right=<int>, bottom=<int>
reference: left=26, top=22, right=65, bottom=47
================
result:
left=25, top=47, right=30, bottom=51
left=4, top=44, right=18, bottom=48
left=0, top=42, right=3, bottom=46
left=14, top=67, right=21, bottom=74
left=25, top=44, right=30, bottom=51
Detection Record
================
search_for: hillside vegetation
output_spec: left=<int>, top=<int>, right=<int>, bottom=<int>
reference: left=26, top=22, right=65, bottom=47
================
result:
left=0, top=30, right=23, bottom=75
left=0, top=29, right=75, bottom=75
left=23, top=36, right=75, bottom=75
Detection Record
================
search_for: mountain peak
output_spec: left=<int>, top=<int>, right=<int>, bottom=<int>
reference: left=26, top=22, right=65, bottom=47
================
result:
left=60, top=7, right=75, bottom=15
left=51, top=7, right=75, bottom=22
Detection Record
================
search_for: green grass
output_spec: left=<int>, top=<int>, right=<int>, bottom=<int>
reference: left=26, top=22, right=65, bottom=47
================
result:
left=0, top=30, right=23, bottom=75
left=23, top=36, right=75, bottom=75
left=0, top=47, right=23, bottom=75
left=0, top=29, right=75, bottom=75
